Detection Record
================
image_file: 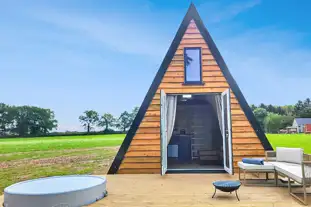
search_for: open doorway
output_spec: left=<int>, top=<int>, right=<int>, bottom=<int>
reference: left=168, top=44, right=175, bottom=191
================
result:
left=166, top=94, right=224, bottom=172
left=160, top=90, right=233, bottom=174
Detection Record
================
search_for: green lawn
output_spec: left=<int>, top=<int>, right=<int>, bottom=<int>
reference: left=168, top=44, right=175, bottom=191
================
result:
left=0, top=134, right=125, bottom=194
left=267, top=134, right=311, bottom=154
left=0, top=134, right=125, bottom=154
left=1, top=133, right=311, bottom=194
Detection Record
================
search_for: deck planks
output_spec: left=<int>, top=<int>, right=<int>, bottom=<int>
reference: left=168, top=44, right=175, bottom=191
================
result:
left=89, top=174, right=311, bottom=207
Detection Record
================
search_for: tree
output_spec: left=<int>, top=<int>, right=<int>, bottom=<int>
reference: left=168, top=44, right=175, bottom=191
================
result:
left=131, top=106, right=139, bottom=121
left=280, top=115, right=295, bottom=129
left=295, top=100, right=304, bottom=116
left=304, top=98, right=311, bottom=106
left=9, top=106, right=58, bottom=136
left=299, top=107, right=311, bottom=118
left=28, top=107, right=58, bottom=135
left=276, top=106, right=285, bottom=115
left=294, top=98, right=311, bottom=118
left=253, top=108, right=268, bottom=131
left=79, top=110, right=99, bottom=133
left=116, top=111, right=132, bottom=132
left=12, top=106, right=30, bottom=136
left=250, top=104, right=257, bottom=111
left=264, top=113, right=294, bottom=133
left=259, top=103, right=267, bottom=110
left=0, top=103, right=11, bottom=135
left=0, top=105, right=59, bottom=137
left=98, top=113, right=116, bottom=131
left=282, top=105, right=295, bottom=116
left=267, top=104, right=274, bottom=113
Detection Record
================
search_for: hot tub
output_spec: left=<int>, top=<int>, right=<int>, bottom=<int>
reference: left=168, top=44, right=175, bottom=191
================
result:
left=3, top=175, right=107, bottom=207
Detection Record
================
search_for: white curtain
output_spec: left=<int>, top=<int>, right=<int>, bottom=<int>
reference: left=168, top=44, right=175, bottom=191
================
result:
left=166, top=95, right=177, bottom=145
left=214, top=95, right=223, bottom=136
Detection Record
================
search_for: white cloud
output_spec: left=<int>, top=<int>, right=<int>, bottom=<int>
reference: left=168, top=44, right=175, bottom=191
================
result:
left=2, top=0, right=311, bottom=128
left=27, top=8, right=168, bottom=59
left=199, top=0, right=261, bottom=23
left=216, top=27, right=311, bottom=105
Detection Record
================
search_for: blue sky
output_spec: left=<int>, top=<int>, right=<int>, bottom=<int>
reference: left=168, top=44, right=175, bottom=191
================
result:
left=1, top=0, right=311, bottom=132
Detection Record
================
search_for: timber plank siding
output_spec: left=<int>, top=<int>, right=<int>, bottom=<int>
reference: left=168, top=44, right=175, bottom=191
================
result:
left=118, top=20, right=265, bottom=174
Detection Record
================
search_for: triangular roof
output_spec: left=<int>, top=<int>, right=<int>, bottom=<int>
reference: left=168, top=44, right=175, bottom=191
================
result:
left=294, top=118, right=311, bottom=125
left=108, top=3, right=272, bottom=174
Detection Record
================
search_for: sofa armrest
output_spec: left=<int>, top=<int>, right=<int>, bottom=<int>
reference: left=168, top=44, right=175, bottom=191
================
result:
left=265, top=151, right=276, bottom=161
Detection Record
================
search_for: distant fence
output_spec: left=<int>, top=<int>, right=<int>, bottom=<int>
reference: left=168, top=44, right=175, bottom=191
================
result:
left=0, top=130, right=126, bottom=139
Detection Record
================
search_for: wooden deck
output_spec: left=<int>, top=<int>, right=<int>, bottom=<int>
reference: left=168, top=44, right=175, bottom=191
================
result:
left=1, top=174, right=310, bottom=206
left=91, top=174, right=311, bottom=207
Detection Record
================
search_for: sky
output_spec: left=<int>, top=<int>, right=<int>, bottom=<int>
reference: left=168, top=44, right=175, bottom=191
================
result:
left=1, top=0, right=311, bottom=132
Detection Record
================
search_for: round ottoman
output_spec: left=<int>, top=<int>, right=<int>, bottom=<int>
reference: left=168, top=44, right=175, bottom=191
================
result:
left=212, top=180, right=241, bottom=201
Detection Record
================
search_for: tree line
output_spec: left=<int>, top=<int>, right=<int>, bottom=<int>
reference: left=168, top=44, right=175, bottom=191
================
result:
left=0, top=102, right=139, bottom=137
left=251, top=98, right=311, bottom=133
left=78, top=107, right=139, bottom=133
left=0, top=103, right=57, bottom=137
left=1, top=97, right=310, bottom=137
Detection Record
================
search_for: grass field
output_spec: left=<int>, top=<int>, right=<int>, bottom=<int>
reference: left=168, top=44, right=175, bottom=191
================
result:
left=0, top=134, right=124, bottom=154
left=0, top=134, right=125, bottom=194
left=267, top=134, right=311, bottom=154
left=1, top=133, right=311, bottom=194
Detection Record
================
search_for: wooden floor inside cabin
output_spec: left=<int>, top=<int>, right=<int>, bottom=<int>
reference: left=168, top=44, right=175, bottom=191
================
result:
left=90, top=174, right=311, bottom=207
left=168, top=163, right=224, bottom=170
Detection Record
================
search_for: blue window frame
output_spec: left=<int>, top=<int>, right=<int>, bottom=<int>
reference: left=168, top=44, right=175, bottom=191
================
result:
left=184, top=47, right=203, bottom=84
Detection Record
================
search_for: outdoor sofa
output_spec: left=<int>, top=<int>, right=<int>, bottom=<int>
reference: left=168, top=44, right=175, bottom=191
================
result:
left=238, top=147, right=311, bottom=205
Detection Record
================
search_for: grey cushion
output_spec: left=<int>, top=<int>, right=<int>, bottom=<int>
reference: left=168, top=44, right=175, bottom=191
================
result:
left=276, top=147, right=303, bottom=164
left=270, top=162, right=303, bottom=183
left=238, top=161, right=275, bottom=171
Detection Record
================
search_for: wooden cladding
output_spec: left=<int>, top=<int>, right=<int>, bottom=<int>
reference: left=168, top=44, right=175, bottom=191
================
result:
left=130, top=139, right=160, bottom=145
left=134, top=134, right=160, bottom=139
left=163, top=76, right=226, bottom=83
left=120, top=163, right=161, bottom=169
left=172, top=54, right=214, bottom=61
left=156, top=88, right=228, bottom=93
left=136, top=127, right=160, bottom=134
left=142, top=116, right=160, bottom=122
left=122, top=157, right=161, bottom=163
left=128, top=145, right=161, bottom=151
left=176, top=48, right=211, bottom=55
left=125, top=151, right=160, bottom=157
left=118, top=19, right=266, bottom=174
left=159, top=82, right=229, bottom=88
left=164, top=71, right=223, bottom=77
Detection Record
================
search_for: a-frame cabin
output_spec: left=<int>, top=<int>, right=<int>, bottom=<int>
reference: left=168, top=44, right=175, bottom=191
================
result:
left=108, top=4, right=272, bottom=175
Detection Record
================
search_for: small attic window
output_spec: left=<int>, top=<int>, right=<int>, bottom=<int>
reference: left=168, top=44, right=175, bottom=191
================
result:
left=183, top=47, right=203, bottom=85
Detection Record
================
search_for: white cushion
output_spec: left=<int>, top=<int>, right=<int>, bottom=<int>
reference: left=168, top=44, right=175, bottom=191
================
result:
left=270, top=162, right=303, bottom=183
left=238, top=161, right=275, bottom=171
left=276, top=147, right=303, bottom=164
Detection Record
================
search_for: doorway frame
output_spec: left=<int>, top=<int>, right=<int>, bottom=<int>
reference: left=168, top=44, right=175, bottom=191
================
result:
left=160, top=90, right=168, bottom=175
left=221, top=89, right=233, bottom=175
left=161, top=91, right=232, bottom=174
